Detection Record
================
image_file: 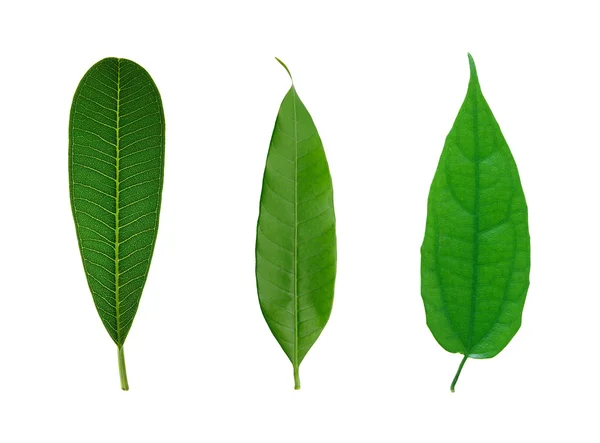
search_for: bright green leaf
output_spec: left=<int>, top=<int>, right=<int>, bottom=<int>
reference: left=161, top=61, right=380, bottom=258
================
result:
left=421, top=54, right=530, bottom=392
left=256, top=59, right=337, bottom=389
left=69, top=58, right=165, bottom=390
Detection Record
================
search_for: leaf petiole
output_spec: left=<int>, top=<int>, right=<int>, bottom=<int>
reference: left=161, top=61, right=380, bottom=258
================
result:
left=118, top=346, right=129, bottom=391
left=294, top=364, right=301, bottom=390
left=450, top=354, right=468, bottom=393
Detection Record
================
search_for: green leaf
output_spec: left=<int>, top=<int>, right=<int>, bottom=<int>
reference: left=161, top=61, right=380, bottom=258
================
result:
left=255, top=58, right=336, bottom=389
left=69, top=58, right=165, bottom=390
left=421, top=54, right=530, bottom=392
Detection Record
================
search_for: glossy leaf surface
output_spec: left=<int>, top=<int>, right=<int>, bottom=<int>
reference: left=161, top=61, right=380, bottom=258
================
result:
left=421, top=54, right=530, bottom=391
left=69, top=58, right=165, bottom=390
left=256, top=59, right=336, bottom=389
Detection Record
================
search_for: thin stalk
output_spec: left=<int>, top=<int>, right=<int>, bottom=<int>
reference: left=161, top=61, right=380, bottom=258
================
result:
left=294, top=365, right=301, bottom=390
left=450, top=354, right=468, bottom=392
left=118, top=345, right=129, bottom=391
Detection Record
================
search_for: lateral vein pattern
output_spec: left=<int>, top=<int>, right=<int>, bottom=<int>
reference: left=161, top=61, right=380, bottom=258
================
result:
left=69, top=57, right=165, bottom=346
left=256, top=83, right=336, bottom=388
left=421, top=55, right=530, bottom=362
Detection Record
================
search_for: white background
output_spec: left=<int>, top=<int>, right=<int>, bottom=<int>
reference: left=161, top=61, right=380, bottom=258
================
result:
left=0, top=0, right=598, bottom=441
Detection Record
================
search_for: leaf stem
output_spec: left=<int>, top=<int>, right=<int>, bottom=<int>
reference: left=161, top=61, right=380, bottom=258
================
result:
left=294, top=364, right=301, bottom=390
left=450, top=354, right=468, bottom=393
left=118, top=345, right=129, bottom=391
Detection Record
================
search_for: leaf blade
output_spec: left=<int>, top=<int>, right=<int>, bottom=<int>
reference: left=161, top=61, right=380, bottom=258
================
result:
left=69, top=58, right=165, bottom=389
left=421, top=54, right=530, bottom=390
left=256, top=63, right=336, bottom=389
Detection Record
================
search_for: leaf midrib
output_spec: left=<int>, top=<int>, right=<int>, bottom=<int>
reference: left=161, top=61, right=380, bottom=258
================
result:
left=115, top=58, right=122, bottom=346
left=467, top=81, right=480, bottom=354
left=292, top=86, right=299, bottom=370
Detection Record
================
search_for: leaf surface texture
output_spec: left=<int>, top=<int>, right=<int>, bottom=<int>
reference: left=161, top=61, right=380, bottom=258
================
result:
left=69, top=58, right=165, bottom=389
left=421, top=55, right=530, bottom=391
left=256, top=60, right=336, bottom=389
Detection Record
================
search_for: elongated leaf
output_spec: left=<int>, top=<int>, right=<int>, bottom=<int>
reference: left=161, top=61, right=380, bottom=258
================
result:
left=421, top=54, right=530, bottom=392
left=256, top=59, right=336, bottom=389
left=69, top=58, right=165, bottom=390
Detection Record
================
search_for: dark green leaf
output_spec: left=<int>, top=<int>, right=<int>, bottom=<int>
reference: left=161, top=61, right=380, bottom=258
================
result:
left=69, top=58, right=165, bottom=390
left=256, top=59, right=336, bottom=389
left=421, top=54, right=530, bottom=392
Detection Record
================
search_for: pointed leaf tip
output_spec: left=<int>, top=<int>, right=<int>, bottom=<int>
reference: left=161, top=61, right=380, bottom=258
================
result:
left=275, top=57, right=293, bottom=83
left=467, top=53, right=478, bottom=81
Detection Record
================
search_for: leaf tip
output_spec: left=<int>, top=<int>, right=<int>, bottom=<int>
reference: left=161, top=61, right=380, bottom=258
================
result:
left=466, top=53, right=480, bottom=88
left=275, top=57, right=294, bottom=83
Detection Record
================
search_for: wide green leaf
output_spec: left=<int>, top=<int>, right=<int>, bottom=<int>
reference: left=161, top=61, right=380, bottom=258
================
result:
left=255, top=59, right=336, bottom=389
left=69, top=58, right=165, bottom=390
left=421, top=54, right=530, bottom=392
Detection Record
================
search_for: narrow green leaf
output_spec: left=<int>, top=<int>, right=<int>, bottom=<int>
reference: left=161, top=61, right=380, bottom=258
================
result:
left=256, top=59, right=337, bottom=389
left=69, top=58, right=165, bottom=390
left=421, top=54, right=530, bottom=392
